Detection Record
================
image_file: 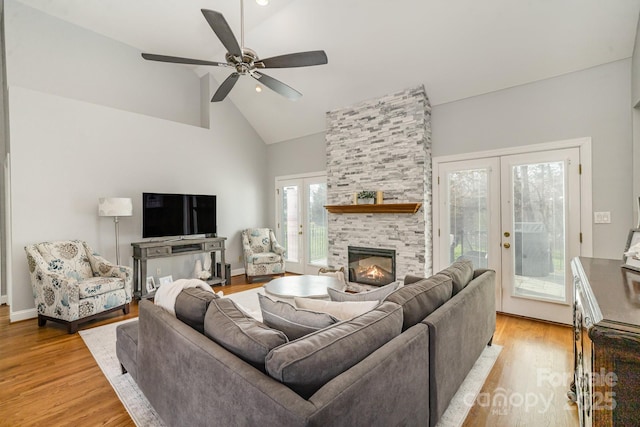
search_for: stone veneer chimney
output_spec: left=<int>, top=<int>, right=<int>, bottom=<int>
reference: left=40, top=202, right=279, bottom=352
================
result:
left=326, top=85, right=433, bottom=279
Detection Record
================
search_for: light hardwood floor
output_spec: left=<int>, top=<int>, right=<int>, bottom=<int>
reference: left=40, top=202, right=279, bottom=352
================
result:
left=0, top=276, right=578, bottom=426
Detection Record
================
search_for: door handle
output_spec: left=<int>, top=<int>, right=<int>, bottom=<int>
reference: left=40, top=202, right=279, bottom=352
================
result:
left=503, top=242, right=511, bottom=249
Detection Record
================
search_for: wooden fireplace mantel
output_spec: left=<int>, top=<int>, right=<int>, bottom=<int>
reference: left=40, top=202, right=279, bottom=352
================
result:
left=324, top=203, right=422, bottom=214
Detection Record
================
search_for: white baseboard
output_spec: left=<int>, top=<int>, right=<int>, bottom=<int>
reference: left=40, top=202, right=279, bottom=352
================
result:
left=0, top=295, right=7, bottom=305
left=10, top=307, right=37, bottom=323
left=231, top=268, right=245, bottom=277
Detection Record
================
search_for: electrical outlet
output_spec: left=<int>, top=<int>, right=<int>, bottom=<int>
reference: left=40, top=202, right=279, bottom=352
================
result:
left=156, top=267, right=161, bottom=276
left=594, top=212, right=611, bottom=224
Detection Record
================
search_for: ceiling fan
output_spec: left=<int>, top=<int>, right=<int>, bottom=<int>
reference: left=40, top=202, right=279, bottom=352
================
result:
left=141, top=1, right=328, bottom=102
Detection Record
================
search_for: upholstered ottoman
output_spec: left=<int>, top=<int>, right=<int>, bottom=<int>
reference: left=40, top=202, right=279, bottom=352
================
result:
left=116, top=320, right=139, bottom=382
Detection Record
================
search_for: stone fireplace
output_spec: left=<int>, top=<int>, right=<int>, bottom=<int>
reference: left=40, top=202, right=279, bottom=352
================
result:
left=326, top=85, right=432, bottom=280
left=348, top=246, right=396, bottom=286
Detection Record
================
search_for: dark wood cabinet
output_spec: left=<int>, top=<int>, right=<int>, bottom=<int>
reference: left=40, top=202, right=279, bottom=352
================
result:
left=570, top=257, right=640, bottom=426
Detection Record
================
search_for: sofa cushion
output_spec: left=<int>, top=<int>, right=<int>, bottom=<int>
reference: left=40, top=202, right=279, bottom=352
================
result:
left=175, top=288, right=219, bottom=333
left=438, top=258, right=474, bottom=295
left=265, top=301, right=403, bottom=399
left=384, top=274, right=453, bottom=330
left=204, top=297, right=288, bottom=370
left=327, top=281, right=399, bottom=302
left=116, top=320, right=139, bottom=381
left=78, top=276, right=124, bottom=298
left=258, top=293, right=338, bottom=340
left=294, top=298, right=379, bottom=321
left=252, top=252, right=282, bottom=265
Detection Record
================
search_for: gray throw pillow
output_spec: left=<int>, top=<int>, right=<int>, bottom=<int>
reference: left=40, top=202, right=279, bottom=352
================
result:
left=175, top=288, right=219, bottom=333
left=384, top=274, right=453, bottom=330
left=258, top=293, right=339, bottom=340
left=204, top=297, right=288, bottom=371
left=438, top=258, right=474, bottom=295
left=327, top=281, right=399, bottom=302
left=265, top=301, right=403, bottom=399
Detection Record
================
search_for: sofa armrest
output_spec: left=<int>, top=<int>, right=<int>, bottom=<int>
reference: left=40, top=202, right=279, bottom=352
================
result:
left=308, top=323, right=430, bottom=426
left=422, top=269, right=496, bottom=427
left=137, top=301, right=316, bottom=426
left=34, top=266, right=80, bottom=298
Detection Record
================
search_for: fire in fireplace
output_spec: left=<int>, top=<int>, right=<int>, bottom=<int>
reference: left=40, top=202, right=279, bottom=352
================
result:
left=348, top=246, right=396, bottom=287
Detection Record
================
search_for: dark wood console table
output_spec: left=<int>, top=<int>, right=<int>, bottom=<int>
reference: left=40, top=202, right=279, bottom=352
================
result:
left=131, top=237, right=227, bottom=299
left=569, top=257, right=640, bottom=426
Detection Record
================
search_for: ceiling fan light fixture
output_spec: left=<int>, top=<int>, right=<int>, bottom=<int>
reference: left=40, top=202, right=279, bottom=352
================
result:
left=256, top=0, right=269, bottom=6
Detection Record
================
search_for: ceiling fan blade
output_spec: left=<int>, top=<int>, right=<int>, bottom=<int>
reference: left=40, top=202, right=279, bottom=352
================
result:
left=141, top=53, right=228, bottom=67
left=201, top=9, right=242, bottom=58
left=211, top=73, right=240, bottom=102
left=252, top=72, right=302, bottom=101
left=257, top=50, right=328, bottom=69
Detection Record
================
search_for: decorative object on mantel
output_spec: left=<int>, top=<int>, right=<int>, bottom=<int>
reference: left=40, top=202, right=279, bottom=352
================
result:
left=98, top=197, right=133, bottom=265
left=623, top=228, right=640, bottom=271
left=325, top=203, right=422, bottom=214
left=357, top=191, right=376, bottom=205
left=376, top=191, right=384, bottom=204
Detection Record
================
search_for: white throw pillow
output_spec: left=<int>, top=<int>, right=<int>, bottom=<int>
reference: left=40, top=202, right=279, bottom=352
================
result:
left=293, top=298, right=379, bottom=321
left=327, top=281, right=400, bottom=302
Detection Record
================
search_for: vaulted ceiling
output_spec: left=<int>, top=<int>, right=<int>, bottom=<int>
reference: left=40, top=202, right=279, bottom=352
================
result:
left=15, top=0, right=640, bottom=144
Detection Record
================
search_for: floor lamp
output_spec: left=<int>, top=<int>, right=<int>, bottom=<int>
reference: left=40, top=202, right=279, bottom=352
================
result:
left=98, top=197, right=133, bottom=265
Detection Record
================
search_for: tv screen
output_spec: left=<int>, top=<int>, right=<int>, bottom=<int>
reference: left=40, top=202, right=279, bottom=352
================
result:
left=142, top=192, right=217, bottom=239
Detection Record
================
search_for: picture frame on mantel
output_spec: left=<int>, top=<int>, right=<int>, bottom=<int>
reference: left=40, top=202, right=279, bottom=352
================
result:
left=623, top=228, right=640, bottom=271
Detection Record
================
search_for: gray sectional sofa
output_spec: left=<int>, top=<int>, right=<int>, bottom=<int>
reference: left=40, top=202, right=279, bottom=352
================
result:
left=116, top=259, right=496, bottom=427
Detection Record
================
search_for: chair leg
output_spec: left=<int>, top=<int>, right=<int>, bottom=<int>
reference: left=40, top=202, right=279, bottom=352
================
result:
left=68, top=321, right=79, bottom=334
left=123, top=303, right=130, bottom=315
left=246, top=275, right=252, bottom=284
left=37, top=315, right=46, bottom=327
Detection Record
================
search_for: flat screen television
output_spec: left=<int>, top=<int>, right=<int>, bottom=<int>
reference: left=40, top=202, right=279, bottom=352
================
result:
left=142, top=192, right=217, bottom=239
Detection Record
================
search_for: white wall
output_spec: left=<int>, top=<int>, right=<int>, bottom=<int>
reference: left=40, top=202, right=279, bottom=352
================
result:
left=632, top=13, right=640, bottom=225
left=5, top=0, right=201, bottom=127
left=432, top=59, right=633, bottom=259
left=265, top=132, right=326, bottom=229
left=5, top=1, right=268, bottom=317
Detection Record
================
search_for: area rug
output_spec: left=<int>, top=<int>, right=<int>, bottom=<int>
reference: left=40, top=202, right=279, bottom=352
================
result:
left=80, top=288, right=501, bottom=427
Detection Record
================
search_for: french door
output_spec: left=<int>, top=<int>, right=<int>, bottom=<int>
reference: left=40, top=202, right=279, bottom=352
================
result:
left=436, top=147, right=582, bottom=324
left=275, top=173, right=328, bottom=274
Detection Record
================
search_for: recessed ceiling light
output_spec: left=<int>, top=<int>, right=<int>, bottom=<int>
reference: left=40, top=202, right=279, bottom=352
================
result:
left=255, top=85, right=263, bottom=93
left=256, top=0, right=269, bottom=6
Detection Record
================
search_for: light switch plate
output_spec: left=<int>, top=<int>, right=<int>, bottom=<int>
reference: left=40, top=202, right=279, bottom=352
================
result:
left=594, top=212, right=611, bottom=224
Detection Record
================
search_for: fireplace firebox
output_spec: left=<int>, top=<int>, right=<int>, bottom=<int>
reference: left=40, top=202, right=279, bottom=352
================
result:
left=348, top=246, right=396, bottom=287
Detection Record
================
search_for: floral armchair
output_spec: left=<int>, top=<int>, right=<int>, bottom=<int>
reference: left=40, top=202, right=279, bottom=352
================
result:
left=24, top=240, right=133, bottom=333
left=241, top=228, right=286, bottom=283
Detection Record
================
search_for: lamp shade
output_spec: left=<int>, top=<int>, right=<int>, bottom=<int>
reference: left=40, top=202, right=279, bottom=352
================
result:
left=98, top=197, right=133, bottom=217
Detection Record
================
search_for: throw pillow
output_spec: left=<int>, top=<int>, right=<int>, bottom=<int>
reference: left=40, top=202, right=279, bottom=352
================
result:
left=204, top=297, right=288, bottom=371
left=293, top=298, right=379, bottom=321
left=327, top=281, right=399, bottom=302
left=265, top=301, right=403, bottom=399
left=175, top=288, right=219, bottom=333
left=258, top=293, right=339, bottom=340
left=438, top=258, right=474, bottom=295
left=384, top=273, right=453, bottom=330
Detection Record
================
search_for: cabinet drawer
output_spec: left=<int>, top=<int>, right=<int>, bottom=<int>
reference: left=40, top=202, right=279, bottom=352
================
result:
left=205, top=241, right=223, bottom=250
left=145, top=246, right=171, bottom=257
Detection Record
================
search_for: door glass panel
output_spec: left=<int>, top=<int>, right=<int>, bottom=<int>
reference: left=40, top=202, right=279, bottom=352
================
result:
left=307, top=182, right=328, bottom=266
left=511, top=161, right=565, bottom=302
left=281, top=185, right=300, bottom=262
left=447, top=169, right=489, bottom=269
